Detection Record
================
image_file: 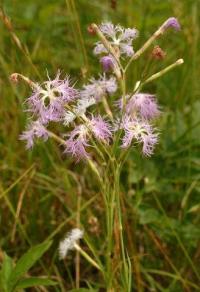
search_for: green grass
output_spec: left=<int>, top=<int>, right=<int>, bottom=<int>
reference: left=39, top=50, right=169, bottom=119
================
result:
left=0, top=0, right=200, bottom=291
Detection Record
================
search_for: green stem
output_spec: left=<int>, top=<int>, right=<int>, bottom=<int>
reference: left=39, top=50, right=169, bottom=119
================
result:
left=125, top=26, right=164, bottom=71
left=91, top=23, right=122, bottom=80
left=112, top=70, right=126, bottom=156
left=114, top=165, right=131, bottom=291
left=74, top=243, right=103, bottom=271
left=142, top=59, right=184, bottom=85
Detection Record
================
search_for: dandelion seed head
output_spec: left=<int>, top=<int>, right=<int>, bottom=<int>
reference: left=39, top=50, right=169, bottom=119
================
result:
left=59, top=228, right=84, bottom=259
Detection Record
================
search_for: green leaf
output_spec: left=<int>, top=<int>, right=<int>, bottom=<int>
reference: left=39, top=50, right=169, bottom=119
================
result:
left=188, top=204, right=200, bottom=213
left=16, top=277, right=57, bottom=289
left=8, top=240, right=52, bottom=291
left=139, top=208, right=160, bottom=225
left=0, top=253, right=13, bottom=292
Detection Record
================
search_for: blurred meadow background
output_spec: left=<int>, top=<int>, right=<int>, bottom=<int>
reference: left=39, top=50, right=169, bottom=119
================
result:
left=0, top=0, right=200, bottom=291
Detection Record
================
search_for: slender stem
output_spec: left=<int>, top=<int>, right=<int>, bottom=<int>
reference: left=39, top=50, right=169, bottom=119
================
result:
left=10, top=73, right=38, bottom=89
left=68, top=0, right=89, bottom=71
left=0, top=9, right=41, bottom=78
left=104, top=165, right=112, bottom=286
left=48, top=131, right=104, bottom=185
left=115, top=166, right=128, bottom=285
left=129, top=59, right=184, bottom=95
left=47, top=131, right=66, bottom=145
left=121, top=71, right=126, bottom=110
left=112, top=70, right=126, bottom=156
left=125, top=28, right=163, bottom=71
left=75, top=193, right=81, bottom=289
left=103, top=96, right=114, bottom=120
left=91, top=24, right=120, bottom=65
left=142, top=59, right=184, bottom=85
left=74, top=243, right=102, bottom=271
left=91, top=23, right=123, bottom=80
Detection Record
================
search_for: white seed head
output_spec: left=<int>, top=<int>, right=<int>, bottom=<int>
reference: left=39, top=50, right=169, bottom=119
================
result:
left=58, top=228, right=84, bottom=259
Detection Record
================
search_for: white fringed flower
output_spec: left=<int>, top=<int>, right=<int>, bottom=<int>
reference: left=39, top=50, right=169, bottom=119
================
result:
left=59, top=228, right=84, bottom=259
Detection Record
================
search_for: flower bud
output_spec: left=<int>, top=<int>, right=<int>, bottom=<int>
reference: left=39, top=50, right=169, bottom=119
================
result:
left=87, top=24, right=96, bottom=35
left=100, top=56, right=114, bottom=72
left=162, top=17, right=181, bottom=32
left=151, top=45, right=166, bottom=60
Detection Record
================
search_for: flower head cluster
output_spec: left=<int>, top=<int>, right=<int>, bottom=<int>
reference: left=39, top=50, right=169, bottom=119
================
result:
left=18, top=17, right=182, bottom=160
left=63, top=75, right=117, bottom=126
left=19, top=120, right=49, bottom=149
left=59, top=228, right=84, bottom=259
left=81, top=74, right=117, bottom=102
left=64, top=124, right=89, bottom=161
left=115, top=93, right=160, bottom=155
left=64, top=116, right=112, bottom=161
left=26, top=71, right=78, bottom=124
left=126, top=93, right=160, bottom=120
left=94, top=22, right=138, bottom=58
left=20, top=72, right=79, bottom=147
left=121, top=116, right=158, bottom=156
left=89, top=115, right=112, bottom=144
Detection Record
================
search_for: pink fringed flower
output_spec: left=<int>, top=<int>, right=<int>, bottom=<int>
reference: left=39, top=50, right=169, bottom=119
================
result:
left=121, top=116, right=158, bottom=156
left=64, top=115, right=113, bottom=160
left=126, top=93, right=160, bottom=120
left=81, top=74, right=117, bottom=102
left=26, top=71, right=78, bottom=124
left=89, top=115, right=112, bottom=143
left=64, top=125, right=89, bottom=161
left=19, top=120, right=48, bottom=149
left=94, top=22, right=138, bottom=57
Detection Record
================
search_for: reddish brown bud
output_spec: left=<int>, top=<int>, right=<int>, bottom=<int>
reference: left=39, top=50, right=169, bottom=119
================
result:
left=110, top=0, right=117, bottom=10
left=87, top=24, right=96, bottom=36
left=10, top=73, right=19, bottom=83
left=151, top=45, right=166, bottom=60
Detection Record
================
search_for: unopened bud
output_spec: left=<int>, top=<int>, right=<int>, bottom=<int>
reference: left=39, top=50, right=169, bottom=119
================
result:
left=151, top=45, right=166, bottom=60
left=87, top=24, right=96, bottom=35
left=10, top=73, right=19, bottom=83
left=176, top=58, right=184, bottom=65
left=100, top=56, right=114, bottom=72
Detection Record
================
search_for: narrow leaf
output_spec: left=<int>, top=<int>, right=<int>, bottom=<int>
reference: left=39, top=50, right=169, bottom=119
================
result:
left=8, top=240, right=52, bottom=290
left=0, top=253, right=13, bottom=292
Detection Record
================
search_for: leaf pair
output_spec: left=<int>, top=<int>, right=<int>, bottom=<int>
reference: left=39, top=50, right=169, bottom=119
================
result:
left=0, top=240, right=57, bottom=292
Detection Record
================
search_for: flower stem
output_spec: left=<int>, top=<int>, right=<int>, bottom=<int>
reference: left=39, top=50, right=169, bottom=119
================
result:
left=143, top=59, right=184, bottom=85
left=10, top=73, right=38, bottom=89
left=125, top=25, right=169, bottom=71
left=91, top=23, right=122, bottom=79
left=74, top=243, right=103, bottom=271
